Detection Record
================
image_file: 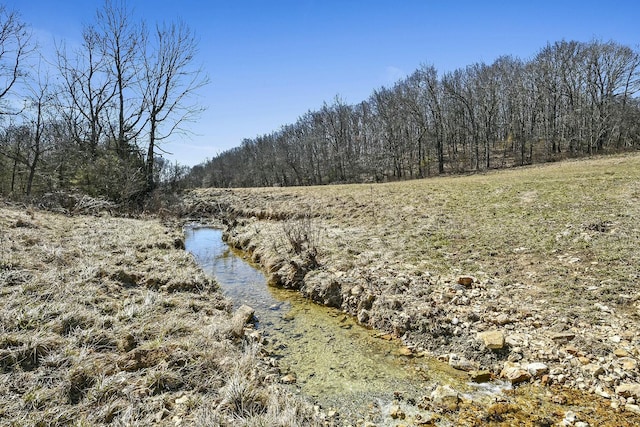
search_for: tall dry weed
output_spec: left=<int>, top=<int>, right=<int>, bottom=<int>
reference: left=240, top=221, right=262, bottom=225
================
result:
left=280, top=214, right=321, bottom=266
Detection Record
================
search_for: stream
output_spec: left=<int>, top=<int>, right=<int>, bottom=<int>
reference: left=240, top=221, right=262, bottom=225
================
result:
left=184, top=226, right=508, bottom=424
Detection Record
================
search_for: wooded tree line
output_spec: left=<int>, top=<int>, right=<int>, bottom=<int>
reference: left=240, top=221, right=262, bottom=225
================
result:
left=190, top=39, right=640, bottom=188
left=0, top=1, right=205, bottom=204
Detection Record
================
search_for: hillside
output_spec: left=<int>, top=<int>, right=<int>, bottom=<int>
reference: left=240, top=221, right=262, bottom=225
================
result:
left=185, top=153, right=640, bottom=424
left=2, top=153, right=640, bottom=426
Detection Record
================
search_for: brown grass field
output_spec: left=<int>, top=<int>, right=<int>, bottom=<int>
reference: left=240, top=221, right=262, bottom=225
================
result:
left=0, top=207, right=320, bottom=426
left=184, top=152, right=640, bottom=425
left=2, top=153, right=640, bottom=426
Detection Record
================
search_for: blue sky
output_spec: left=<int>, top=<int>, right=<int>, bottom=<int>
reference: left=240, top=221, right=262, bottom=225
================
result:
left=6, top=0, right=640, bottom=166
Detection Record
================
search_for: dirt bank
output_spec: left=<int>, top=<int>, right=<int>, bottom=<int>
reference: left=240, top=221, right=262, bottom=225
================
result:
left=183, top=154, right=640, bottom=425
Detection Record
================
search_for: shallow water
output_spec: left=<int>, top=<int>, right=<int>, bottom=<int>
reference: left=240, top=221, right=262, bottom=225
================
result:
left=184, top=226, right=501, bottom=421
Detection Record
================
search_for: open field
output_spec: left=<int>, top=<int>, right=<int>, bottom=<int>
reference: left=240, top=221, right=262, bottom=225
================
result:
left=0, top=206, right=319, bottom=426
left=185, top=153, right=640, bottom=424
left=2, top=153, right=640, bottom=426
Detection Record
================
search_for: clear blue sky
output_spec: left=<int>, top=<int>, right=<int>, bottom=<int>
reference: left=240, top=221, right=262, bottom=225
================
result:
left=6, top=0, right=640, bottom=166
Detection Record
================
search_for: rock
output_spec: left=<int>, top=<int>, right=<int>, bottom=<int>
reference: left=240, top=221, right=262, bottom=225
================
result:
left=562, top=411, right=577, bottom=426
left=552, top=394, right=568, bottom=405
left=478, top=330, right=506, bottom=350
left=626, top=404, right=640, bottom=415
left=449, top=354, right=475, bottom=371
left=280, top=373, right=297, bottom=384
left=457, top=275, right=476, bottom=288
left=582, top=363, right=604, bottom=377
left=577, top=356, right=591, bottom=365
left=430, top=385, right=460, bottom=411
left=615, top=383, right=640, bottom=399
left=526, top=362, right=549, bottom=378
left=551, top=332, right=576, bottom=343
left=389, top=405, right=406, bottom=419
left=398, top=347, right=413, bottom=357
left=501, top=362, right=532, bottom=385
left=618, top=357, right=638, bottom=371
left=494, top=313, right=512, bottom=325
left=614, top=347, right=631, bottom=357
left=350, top=285, right=364, bottom=295
left=505, top=333, right=525, bottom=347
left=230, top=305, right=255, bottom=337
left=564, top=344, right=580, bottom=355
left=469, top=370, right=492, bottom=383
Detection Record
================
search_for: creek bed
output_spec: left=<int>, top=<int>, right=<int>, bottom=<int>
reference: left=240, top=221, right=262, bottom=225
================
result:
left=184, top=226, right=507, bottom=424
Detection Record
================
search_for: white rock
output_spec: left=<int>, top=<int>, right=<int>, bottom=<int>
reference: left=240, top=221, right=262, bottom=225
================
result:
left=616, top=383, right=640, bottom=399
left=430, top=385, right=460, bottom=411
left=563, top=410, right=577, bottom=423
left=526, top=362, right=549, bottom=378
left=626, top=404, right=640, bottom=415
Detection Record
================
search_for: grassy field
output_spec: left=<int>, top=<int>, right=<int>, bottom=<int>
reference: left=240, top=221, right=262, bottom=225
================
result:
left=189, top=154, right=640, bottom=306
left=186, top=153, right=640, bottom=424
left=0, top=206, right=319, bottom=426
left=2, top=153, right=640, bottom=426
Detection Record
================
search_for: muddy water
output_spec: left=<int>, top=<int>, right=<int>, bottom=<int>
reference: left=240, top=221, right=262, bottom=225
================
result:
left=184, top=227, right=506, bottom=423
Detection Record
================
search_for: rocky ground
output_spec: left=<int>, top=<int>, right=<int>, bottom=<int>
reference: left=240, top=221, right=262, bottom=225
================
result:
left=181, top=153, right=640, bottom=426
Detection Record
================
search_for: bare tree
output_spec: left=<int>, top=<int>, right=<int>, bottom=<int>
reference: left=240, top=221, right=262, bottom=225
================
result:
left=96, top=0, right=146, bottom=157
left=56, top=24, right=115, bottom=155
left=142, top=20, right=208, bottom=192
left=0, top=6, right=32, bottom=115
left=22, top=67, right=55, bottom=195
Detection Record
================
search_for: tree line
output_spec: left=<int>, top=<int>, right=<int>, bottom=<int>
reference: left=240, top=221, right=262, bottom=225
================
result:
left=0, top=1, right=205, bottom=205
left=189, top=39, right=640, bottom=188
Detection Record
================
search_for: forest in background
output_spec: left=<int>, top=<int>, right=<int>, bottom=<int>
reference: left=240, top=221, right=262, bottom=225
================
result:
left=189, top=39, right=640, bottom=188
left=0, top=1, right=205, bottom=207
left=1, top=0, right=639, bottom=202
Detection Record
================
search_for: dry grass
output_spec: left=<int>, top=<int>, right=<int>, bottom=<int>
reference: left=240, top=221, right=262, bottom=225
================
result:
left=188, top=153, right=640, bottom=313
left=184, top=153, right=640, bottom=424
left=0, top=206, right=320, bottom=426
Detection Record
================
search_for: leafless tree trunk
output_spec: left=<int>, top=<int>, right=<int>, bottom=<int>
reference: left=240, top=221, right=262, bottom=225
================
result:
left=96, top=0, right=147, bottom=158
left=143, top=20, right=207, bottom=192
left=0, top=6, right=32, bottom=115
